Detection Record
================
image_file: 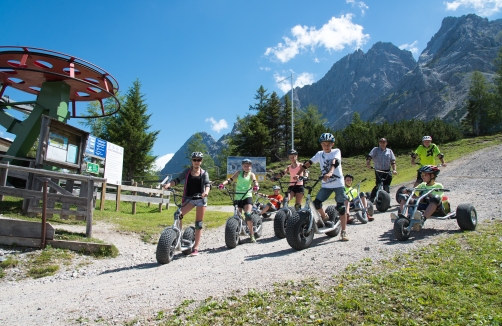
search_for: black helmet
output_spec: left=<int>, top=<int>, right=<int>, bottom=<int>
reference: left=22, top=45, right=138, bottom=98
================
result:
left=344, top=174, right=354, bottom=180
left=242, top=158, right=252, bottom=164
left=419, top=165, right=440, bottom=177
left=191, top=152, right=204, bottom=159
left=288, top=149, right=298, bottom=155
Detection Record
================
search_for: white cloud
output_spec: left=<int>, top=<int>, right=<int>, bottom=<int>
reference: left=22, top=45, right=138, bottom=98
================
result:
left=205, top=117, right=228, bottom=133
left=346, top=0, right=369, bottom=15
left=265, top=14, right=370, bottom=63
left=154, top=153, right=174, bottom=171
left=445, top=0, right=502, bottom=16
left=399, top=40, right=419, bottom=55
left=274, top=72, right=315, bottom=93
left=260, top=67, right=271, bottom=71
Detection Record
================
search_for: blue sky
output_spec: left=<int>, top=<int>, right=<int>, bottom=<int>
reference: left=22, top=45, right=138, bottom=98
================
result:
left=1, top=0, right=502, bottom=170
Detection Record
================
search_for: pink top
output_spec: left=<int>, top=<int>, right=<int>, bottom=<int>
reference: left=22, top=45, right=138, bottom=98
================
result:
left=288, top=164, right=303, bottom=186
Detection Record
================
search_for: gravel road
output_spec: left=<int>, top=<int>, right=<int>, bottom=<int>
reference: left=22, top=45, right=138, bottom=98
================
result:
left=1, top=144, right=501, bottom=325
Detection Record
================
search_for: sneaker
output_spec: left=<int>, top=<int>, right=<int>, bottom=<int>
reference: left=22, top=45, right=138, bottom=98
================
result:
left=340, top=230, right=349, bottom=241
left=347, top=217, right=355, bottom=224
left=250, top=235, right=256, bottom=243
left=190, top=249, right=199, bottom=256
left=368, top=215, right=374, bottom=222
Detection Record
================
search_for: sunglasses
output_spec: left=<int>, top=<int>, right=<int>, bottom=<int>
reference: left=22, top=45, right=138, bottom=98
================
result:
left=192, top=159, right=202, bottom=162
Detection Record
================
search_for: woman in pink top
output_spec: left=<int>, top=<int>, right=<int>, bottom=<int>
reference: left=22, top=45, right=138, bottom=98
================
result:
left=274, top=149, right=308, bottom=210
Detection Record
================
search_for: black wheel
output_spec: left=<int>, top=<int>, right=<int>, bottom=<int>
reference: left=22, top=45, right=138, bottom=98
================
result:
left=375, top=191, right=391, bottom=212
left=286, top=211, right=314, bottom=250
left=273, top=208, right=289, bottom=239
left=393, top=217, right=411, bottom=241
left=366, top=201, right=374, bottom=216
left=252, top=213, right=263, bottom=238
left=225, top=217, right=241, bottom=249
left=355, top=211, right=368, bottom=224
left=395, top=186, right=407, bottom=204
left=156, top=228, right=178, bottom=264
left=325, top=205, right=341, bottom=237
left=181, top=226, right=195, bottom=255
left=456, top=203, right=477, bottom=231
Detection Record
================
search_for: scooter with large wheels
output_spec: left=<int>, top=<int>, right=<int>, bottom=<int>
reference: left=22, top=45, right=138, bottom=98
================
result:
left=285, top=176, right=341, bottom=251
left=156, top=190, right=201, bottom=264
left=222, top=187, right=263, bottom=249
left=345, top=178, right=374, bottom=224
left=391, top=187, right=477, bottom=241
left=369, top=167, right=392, bottom=212
left=271, top=177, right=302, bottom=239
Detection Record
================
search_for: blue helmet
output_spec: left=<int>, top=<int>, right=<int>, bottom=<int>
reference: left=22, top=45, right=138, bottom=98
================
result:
left=318, top=133, right=335, bottom=143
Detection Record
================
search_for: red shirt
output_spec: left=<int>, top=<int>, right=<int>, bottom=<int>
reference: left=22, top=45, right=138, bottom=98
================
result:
left=268, top=194, right=283, bottom=209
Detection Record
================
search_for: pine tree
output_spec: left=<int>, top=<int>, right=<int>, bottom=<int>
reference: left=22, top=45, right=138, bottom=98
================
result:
left=249, top=85, right=269, bottom=111
left=295, top=105, right=332, bottom=155
left=105, top=79, right=160, bottom=181
left=462, top=71, right=495, bottom=136
left=78, top=93, right=125, bottom=139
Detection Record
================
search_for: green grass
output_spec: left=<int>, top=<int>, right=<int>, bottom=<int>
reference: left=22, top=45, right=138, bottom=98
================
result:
left=159, top=220, right=502, bottom=325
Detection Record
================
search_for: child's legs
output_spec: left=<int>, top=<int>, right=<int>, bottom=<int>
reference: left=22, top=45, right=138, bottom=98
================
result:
left=313, top=187, right=334, bottom=218
left=243, top=203, right=254, bottom=236
left=332, top=187, right=348, bottom=230
left=179, top=202, right=196, bottom=230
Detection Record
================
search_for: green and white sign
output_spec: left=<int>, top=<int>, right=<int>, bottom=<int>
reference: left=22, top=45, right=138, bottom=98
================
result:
left=86, top=162, right=100, bottom=174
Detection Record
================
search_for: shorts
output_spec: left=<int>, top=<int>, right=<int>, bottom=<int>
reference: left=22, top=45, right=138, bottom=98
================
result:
left=187, top=198, right=207, bottom=207
left=288, top=185, right=304, bottom=194
left=261, top=203, right=278, bottom=212
left=234, top=197, right=253, bottom=208
left=315, top=187, right=347, bottom=204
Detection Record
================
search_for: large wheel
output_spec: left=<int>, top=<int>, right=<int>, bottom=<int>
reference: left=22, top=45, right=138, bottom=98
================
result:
left=273, top=208, right=289, bottom=239
left=252, top=213, right=263, bottom=238
left=395, top=186, right=407, bottom=204
left=286, top=211, right=314, bottom=250
left=456, top=203, right=477, bottom=231
left=225, top=217, right=241, bottom=249
left=355, top=211, right=368, bottom=224
left=375, top=191, right=391, bottom=212
left=366, top=201, right=374, bottom=217
left=181, top=226, right=195, bottom=255
left=393, top=218, right=411, bottom=241
left=156, top=228, right=178, bottom=264
left=325, top=205, right=341, bottom=237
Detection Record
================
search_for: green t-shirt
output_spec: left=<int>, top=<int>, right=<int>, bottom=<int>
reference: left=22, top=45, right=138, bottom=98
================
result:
left=414, top=144, right=441, bottom=166
left=415, top=182, right=443, bottom=198
left=344, top=186, right=358, bottom=202
left=236, top=171, right=253, bottom=200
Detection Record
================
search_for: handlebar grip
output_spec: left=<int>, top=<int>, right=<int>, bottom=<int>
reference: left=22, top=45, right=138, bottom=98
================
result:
left=361, top=178, right=367, bottom=183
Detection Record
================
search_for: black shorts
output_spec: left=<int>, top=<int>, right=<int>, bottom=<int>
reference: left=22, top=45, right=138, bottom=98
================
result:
left=288, top=185, right=304, bottom=194
left=234, top=197, right=253, bottom=208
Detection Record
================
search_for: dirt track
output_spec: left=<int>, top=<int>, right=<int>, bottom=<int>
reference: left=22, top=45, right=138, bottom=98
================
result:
left=1, top=145, right=501, bottom=325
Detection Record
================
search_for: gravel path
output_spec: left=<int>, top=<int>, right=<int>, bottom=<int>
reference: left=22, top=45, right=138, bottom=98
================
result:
left=1, top=145, right=502, bottom=325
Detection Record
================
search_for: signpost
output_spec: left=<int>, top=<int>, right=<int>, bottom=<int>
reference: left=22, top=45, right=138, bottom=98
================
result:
left=86, top=162, right=99, bottom=174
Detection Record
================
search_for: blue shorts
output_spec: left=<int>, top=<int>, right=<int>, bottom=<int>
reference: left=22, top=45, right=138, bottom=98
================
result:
left=315, top=187, right=347, bottom=204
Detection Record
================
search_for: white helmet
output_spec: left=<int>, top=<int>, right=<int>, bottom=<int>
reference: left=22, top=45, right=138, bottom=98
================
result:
left=422, top=136, right=432, bottom=141
left=272, top=185, right=280, bottom=190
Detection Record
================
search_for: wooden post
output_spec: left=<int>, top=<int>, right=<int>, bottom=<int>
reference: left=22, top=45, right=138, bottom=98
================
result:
left=60, top=179, right=75, bottom=220
left=86, top=178, right=94, bottom=237
left=22, top=161, right=35, bottom=214
left=116, top=185, right=121, bottom=212
left=132, top=182, right=138, bottom=215
left=148, top=185, right=152, bottom=207
left=158, top=191, right=163, bottom=213
left=46, top=177, right=58, bottom=219
left=76, top=181, right=87, bottom=220
left=41, top=180, right=48, bottom=249
left=0, top=161, right=7, bottom=202
left=100, top=182, right=106, bottom=210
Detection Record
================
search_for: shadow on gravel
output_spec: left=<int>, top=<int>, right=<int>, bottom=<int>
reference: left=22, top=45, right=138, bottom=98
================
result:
left=244, top=236, right=337, bottom=261
left=99, top=262, right=159, bottom=275
left=378, top=227, right=463, bottom=245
